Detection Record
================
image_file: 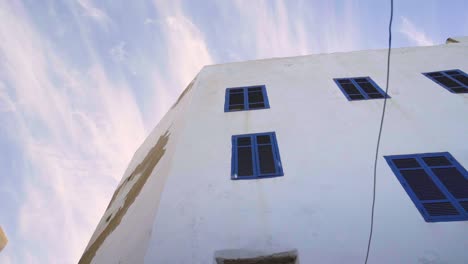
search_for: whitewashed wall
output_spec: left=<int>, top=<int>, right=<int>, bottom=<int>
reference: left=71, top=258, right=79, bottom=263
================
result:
left=85, top=40, right=468, bottom=264
left=81, top=79, right=197, bottom=264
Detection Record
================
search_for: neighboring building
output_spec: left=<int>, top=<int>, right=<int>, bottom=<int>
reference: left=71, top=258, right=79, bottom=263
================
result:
left=0, top=226, right=7, bottom=252
left=80, top=36, right=468, bottom=264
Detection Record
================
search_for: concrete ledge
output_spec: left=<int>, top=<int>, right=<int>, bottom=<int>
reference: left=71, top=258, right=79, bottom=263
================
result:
left=214, top=249, right=298, bottom=264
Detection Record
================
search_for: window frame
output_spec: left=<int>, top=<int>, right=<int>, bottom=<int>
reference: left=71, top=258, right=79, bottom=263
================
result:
left=224, top=85, right=270, bottom=112
left=385, top=152, right=468, bottom=222
left=333, top=77, right=390, bottom=101
left=231, top=132, right=284, bottom=180
left=422, top=69, right=468, bottom=94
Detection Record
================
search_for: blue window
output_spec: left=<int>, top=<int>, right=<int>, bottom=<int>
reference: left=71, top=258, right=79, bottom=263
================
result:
left=385, top=152, right=468, bottom=222
left=334, top=77, right=390, bottom=101
left=423, top=69, right=468, bottom=93
left=231, top=132, right=283, bottom=180
left=225, top=85, right=270, bottom=112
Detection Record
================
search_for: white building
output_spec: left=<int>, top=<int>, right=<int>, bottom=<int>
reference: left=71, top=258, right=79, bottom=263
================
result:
left=80, top=36, right=468, bottom=264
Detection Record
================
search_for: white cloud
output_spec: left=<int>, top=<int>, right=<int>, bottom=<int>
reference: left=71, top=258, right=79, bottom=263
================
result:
left=232, top=0, right=310, bottom=58
left=229, top=1, right=360, bottom=58
left=109, top=41, right=128, bottom=62
left=0, top=1, right=146, bottom=263
left=76, top=0, right=112, bottom=28
left=0, top=0, right=214, bottom=262
left=148, top=0, right=213, bottom=122
left=0, top=82, right=15, bottom=112
left=399, top=16, right=435, bottom=46
left=161, top=15, right=213, bottom=85
left=144, top=18, right=158, bottom=25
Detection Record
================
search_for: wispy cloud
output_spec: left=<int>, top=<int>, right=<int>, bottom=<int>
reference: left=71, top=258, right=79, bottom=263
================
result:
left=399, top=16, right=435, bottom=46
left=0, top=81, right=15, bottom=112
left=0, top=1, right=146, bottom=263
left=148, top=0, right=213, bottom=122
left=76, top=0, right=112, bottom=28
left=109, top=41, right=128, bottom=63
left=233, top=0, right=311, bottom=57
left=223, top=1, right=361, bottom=59
left=0, top=0, right=215, bottom=262
left=144, top=18, right=158, bottom=25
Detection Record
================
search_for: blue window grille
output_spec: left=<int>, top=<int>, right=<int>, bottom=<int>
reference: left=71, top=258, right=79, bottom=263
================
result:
left=334, top=77, right=390, bottom=101
left=231, top=132, right=283, bottom=180
left=423, top=69, right=468, bottom=94
left=225, top=85, right=270, bottom=112
left=385, top=152, right=468, bottom=222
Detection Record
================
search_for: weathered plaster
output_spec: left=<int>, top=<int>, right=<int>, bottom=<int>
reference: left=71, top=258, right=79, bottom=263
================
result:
left=171, top=76, right=197, bottom=109
left=79, top=131, right=170, bottom=264
left=446, top=36, right=468, bottom=44
left=0, top=226, right=7, bottom=252
left=446, top=38, right=460, bottom=44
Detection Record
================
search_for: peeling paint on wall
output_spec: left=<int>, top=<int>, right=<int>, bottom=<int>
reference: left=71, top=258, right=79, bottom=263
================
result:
left=446, top=38, right=460, bottom=44
left=79, top=131, right=170, bottom=264
left=171, top=76, right=197, bottom=109
left=0, top=226, right=7, bottom=252
left=105, top=179, right=127, bottom=211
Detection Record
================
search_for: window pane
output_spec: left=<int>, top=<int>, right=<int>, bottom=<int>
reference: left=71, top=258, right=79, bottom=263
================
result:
left=423, top=202, right=459, bottom=216
left=422, top=156, right=451, bottom=167
left=249, top=102, right=265, bottom=109
left=230, top=88, right=244, bottom=93
left=229, top=104, right=244, bottom=111
left=432, top=167, right=468, bottom=199
left=229, top=93, right=244, bottom=105
left=338, top=79, right=352, bottom=84
left=460, top=201, right=468, bottom=212
left=359, top=82, right=379, bottom=94
left=349, top=94, right=365, bottom=100
left=451, top=87, right=468, bottom=93
left=247, top=86, right=263, bottom=92
left=444, top=70, right=460, bottom=76
left=401, top=169, right=446, bottom=200
left=237, top=147, right=253, bottom=176
left=427, top=72, right=443, bottom=77
left=393, top=158, right=420, bottom=169
left=354, top=78, right=368, bottom=83
left=341, top=83, right=360, bottom=94
left=368, top=93, right=384, bottom=98
left=258, top=145, right=276, bottom=174
left=257, top=135, right=271, bottom=144
left=434, top=76, right=461, bottom=88
left=237, top=137, right=251, bottom=146
left=451, top=75, right=468, bottom=86
left=248, top=91, right=264, bottom=103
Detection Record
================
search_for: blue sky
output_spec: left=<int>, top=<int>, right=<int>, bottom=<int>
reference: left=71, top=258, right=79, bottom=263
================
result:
left=0, top=0, right=467, bottom=263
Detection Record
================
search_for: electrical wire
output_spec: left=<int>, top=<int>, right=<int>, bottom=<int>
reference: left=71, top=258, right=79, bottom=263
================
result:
left=364, top=0, right=393, bottom=263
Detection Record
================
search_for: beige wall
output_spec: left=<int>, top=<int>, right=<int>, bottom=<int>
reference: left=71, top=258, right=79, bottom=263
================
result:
left=0, top=226, right=7, bottom=252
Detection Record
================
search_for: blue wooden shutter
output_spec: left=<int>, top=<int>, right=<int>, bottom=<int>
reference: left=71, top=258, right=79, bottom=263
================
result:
left=385, top=152, right=468, bottom=222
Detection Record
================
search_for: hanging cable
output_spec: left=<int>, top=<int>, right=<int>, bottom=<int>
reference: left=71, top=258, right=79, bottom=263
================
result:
left=364, top=0, right=393, bottom=263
